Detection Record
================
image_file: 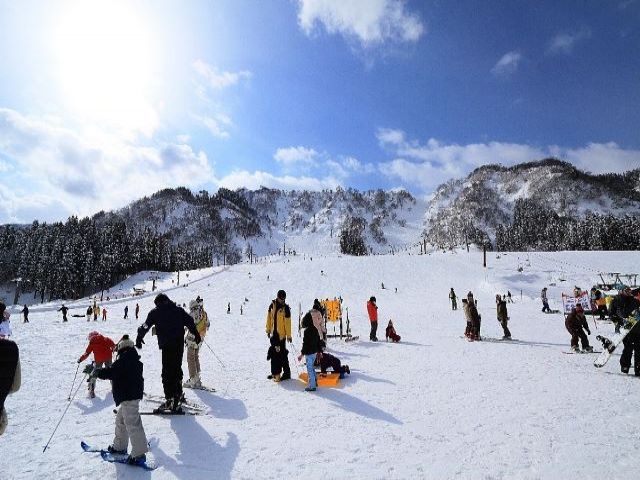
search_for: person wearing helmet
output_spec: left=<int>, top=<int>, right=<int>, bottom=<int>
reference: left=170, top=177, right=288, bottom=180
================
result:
left=184, top=297, right=210, bottom=389
left=565, top=305, right=593, bottom=353
left=78, top=331, right=116, bottom=398
left=367, top=296, right=378, bottom=341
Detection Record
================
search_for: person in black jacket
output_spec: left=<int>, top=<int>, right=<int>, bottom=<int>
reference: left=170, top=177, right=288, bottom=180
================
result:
left=297, top=312, right=321, bottom=391
left=136, top=293, right=201, bottom=411
left=94, top=335, right=148, bottom=464
left=58, top=304, right=69, bottom=322
left=20, top=305, right=28, bottom=323
left=609, top=288, right=640, bottom=333
left=266, top=335, right=285, bottom=382
left=0, top=338, right=20, bottom=435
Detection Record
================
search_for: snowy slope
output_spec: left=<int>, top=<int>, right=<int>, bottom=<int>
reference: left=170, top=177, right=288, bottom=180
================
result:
left=3, top=250, right=640, bottom=479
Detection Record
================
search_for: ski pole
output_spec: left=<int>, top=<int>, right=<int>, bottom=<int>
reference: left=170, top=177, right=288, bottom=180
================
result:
left=44, top=373, right=87, bottom=453
left=67, top=363, right=80, bottom=401
left=202, top=338, right=226, bottom=369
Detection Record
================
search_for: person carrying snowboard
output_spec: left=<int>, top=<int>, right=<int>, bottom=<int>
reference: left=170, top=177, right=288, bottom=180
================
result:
left=298, top=311, right=321, bottom=392
left=496, top=294, right=511, bottom=339
left=449, top=288, right=457, bottom=310
left=385, top=320, right=401, bottom=342
left=541, top=288, right=550, bottom=313
left=565, top=305, right=593, bottom=353
left=136, top=293, right=200, bottom=412
left=367, top=296, right=378, bottom=341
left=92, top=335, right=148, bottom=465
left=77, top=331, right=116, bottom=398
left=58, top=304, right=69, bottom=322
left=265, top=290, right=292, bottom=381
left=184, top=297, right=209, bottom=388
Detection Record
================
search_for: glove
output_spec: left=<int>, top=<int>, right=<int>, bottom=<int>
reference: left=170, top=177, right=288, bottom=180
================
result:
left=194, top=332, right=202, bottom=344
left=287, top=337, right=292, bottom=343
left=135, top=337, right=144, bottom=349
left=82, top=364, right=94, bottom=375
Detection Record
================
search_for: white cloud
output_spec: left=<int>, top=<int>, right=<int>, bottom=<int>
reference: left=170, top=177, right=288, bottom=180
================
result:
left=217, top=169, right=340, bottom=191
left=297, top=0, right=424, bottom=47
left=342, top=156, right=376, bottom=174
left=177, top=134, right=191, bottom=143
left=0, top=108, right=215, bottom=222
left=376, top=128, right=640, bottom=193
left=193, top=60, right=252, bottom=89
left=491, top=51, right=522, bottom=76
left=274, top=146, right=319, bottom=165
left=200, top=114, right=233, bottom=139
left=376, top=127, right=406, bottom=146
left=547, top=27, right=592, bottom=55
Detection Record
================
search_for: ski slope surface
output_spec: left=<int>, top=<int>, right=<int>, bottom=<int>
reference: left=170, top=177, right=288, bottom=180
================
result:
left=2, top=249, right=640, bottom=479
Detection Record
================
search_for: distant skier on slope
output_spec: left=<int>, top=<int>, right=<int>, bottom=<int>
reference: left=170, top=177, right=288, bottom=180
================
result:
left=92, top=335, right=148, bottom=465
left=77, top=331, right=116, bottom=398
left=58, top=304, right=69, bottom=322
left=565, top=305, right=593, bottom=353
left=20, top=305, right=29, bottom=323
left=496, top=294, right=511, bottom=340
left=541, top=288, right=550, bottom=313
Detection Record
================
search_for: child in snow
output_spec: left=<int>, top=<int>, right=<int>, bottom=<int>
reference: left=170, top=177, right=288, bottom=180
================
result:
left=316, top=350, right=350, bottom=379
left=385, top=320, right=401, bottom=342
left=267, top=335, right=284, bottom=382
left=298, top=312, right=322, bottom=392
left=184, top=297, right=210, bottom=388
left=93, top=335, right=148, bottom=465
left=0, top=337, right=20, bottom=435
left=78, top=331, right=116, bottom=398
left=0, top=303, right=12, bottom=338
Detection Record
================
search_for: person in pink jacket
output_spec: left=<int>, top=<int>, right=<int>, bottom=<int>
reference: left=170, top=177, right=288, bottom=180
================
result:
left=367, top=296, right=378, bottom=342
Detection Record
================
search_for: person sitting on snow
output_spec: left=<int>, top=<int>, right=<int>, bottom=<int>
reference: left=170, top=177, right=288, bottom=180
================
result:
left=316, top=349, right=350, bottom=379
left=385, top=320, right=401, bottom=342
left=565, top=305, right=593, bottom=353
left=93, top=335, right=148, bottom=465
left=78, top=331, right=116, bottom=398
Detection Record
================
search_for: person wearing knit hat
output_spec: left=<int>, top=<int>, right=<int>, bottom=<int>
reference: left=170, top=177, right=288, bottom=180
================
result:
left=265, top=289, right=292, bottom=380
left=78, top=331, right=116, bottom=398
left=93, top=335, right=148, bottom=465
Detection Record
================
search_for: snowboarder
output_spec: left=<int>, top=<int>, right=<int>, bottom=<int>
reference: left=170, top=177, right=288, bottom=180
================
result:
left=541, top=288, right=550, bottom=313
left=367, top=296, right=378, bottom=341
left=0, top=304, right=11, bottom=338
left=77, top=331, right=116, bottom=398
left=0, top=337, right=20, bottom=435
left=135, top=303, right=140, bottom=320
left=20, top=305, right=28, bottom=323
left=102, top=307, right=107, bottom=321
left=267, top=335, right=285, bottom=382
left=183, top=298, right=209, bottom=388
left=609, top=288, right=640, bottom=333
left=136, top=293, right=200, bottom=412
left=385, top=320, right=401, bottom=342
left=124, top=305, right=129, bottom=319
left=265, top=290, right=292, bottom=380
left=565, top=305, right=593, bottom=353
left=58, top=304, right=69, bottom=322
left=449, top=288, right=457, bottom=310
left=298, top=311, right=321, bottom=392
left=92, top=335, right=148, bottom=465
left=316, top=349, right=350, bottom=379
left=496, top=294, right=511, bottom=339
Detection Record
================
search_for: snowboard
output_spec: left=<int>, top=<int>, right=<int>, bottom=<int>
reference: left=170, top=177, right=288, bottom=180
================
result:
left=594, top=318, right=638, bottom=368
left=143, top=393, right=206, bottom=413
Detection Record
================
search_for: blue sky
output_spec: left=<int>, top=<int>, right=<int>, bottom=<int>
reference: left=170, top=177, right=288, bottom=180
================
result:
left=1, top=0, right=639, bottom=223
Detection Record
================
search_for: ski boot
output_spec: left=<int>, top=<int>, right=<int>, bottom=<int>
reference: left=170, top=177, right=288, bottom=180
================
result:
left=621, top=366, right=629, bottom=374
left=126, top=454, right=146, bottom=465
left=583, top=345, right=594, bottom=353
left=107, top=445, right=127, bottom=455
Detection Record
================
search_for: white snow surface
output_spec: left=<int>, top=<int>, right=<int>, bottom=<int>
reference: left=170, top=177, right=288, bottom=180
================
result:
left=3, top=250, right=640, bottom=479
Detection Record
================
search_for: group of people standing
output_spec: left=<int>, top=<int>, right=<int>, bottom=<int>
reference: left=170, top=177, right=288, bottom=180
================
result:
left=450, top=289, right=512, bottom=341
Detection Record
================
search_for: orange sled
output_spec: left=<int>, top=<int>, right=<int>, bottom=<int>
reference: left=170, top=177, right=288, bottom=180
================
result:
left=298, top=372, right=340, bottom=387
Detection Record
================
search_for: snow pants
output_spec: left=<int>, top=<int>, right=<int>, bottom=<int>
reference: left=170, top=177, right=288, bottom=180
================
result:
left=89, top=360, right=112, bottom=392
left=542, top=301, right=550, bottom=313
left=370, top=321, right=378, bottom=340
left=620, top=334, right=640, bottom=373
left=186, top=344, right=201, bottom=379
left=113, top=400, right=148, bottom=458
left=499, top=319, right=511, bottom=338
left=451, top=299, right=457, bottom=310
left=161, top=337, right=184, bottom=401
left=278, top=338, right=291, bottom=378
left=567, top=326, right=590, bottom=349
left=305, top=355, right=317, bottom=389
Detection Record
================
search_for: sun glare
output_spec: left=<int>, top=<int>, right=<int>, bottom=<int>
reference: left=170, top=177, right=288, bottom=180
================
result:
left=53, top=0, right=158, bottom=136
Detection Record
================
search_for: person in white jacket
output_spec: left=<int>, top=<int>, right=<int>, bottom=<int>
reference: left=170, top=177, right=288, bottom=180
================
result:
left=0, top=303, right=12, bottom=338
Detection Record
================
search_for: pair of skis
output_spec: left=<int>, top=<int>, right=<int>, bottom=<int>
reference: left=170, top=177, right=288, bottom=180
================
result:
left=81, top=441, right=156, bottom=470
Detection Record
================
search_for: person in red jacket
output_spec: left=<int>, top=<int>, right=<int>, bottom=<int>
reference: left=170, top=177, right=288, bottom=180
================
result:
left=367, top=296, right=378, bottom=342
left=78, top=331, right=116, bottom=398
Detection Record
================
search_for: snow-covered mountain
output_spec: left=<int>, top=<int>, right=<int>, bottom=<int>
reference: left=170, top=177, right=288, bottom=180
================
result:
left=423, top=159, right=640, bottom=248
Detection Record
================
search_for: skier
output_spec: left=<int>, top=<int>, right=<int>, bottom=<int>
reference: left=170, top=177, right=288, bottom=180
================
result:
left=136, top=293, right=200, bottom=412
left=507, top=291, right=513, bottom=303
left=609, top=287, right=640, bottom=333
left=297, top=311, right=321, bottom=392
left=620, top=312, right=640, bottom=375
left=0, top=304, right=11, bottom=338
left=183, top=298, right=209, bottom=389
left=496, top=294, right=511, bottom=339
left=77, top=331, right=116, bottom=398
left=20, top=305, right=28, bottom=323
left=367, top=296, right=378, bottom=341
left=124, top=305, right=129, bottom=319
left=92, top=335, right=148, bottom=465
left=267, top=335, right=285, bottom=382
left=449, top=288, right=457, bottom=310
left=135, top=303, right=140, bottom=320
left=385, top=320, right=401, bottom=342
left=316, top=349, right=350, bottom=379
left=58, top=304, right=69, bottom=322
left=565, top=305, right=593, bottom=353
left=541, top=288, right=550, bottom=313
left=102, top=307, right=107, bottom=321
left=265, top=290, right=292, bottom=381
left=0, top=337, right=20, bottom=435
